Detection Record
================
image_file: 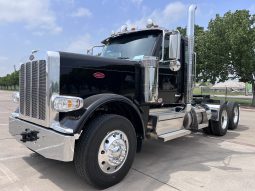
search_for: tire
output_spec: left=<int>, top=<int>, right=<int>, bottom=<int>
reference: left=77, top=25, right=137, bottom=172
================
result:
left=203, top=122, right=213, bottom=135
left=74, top=114, right=137, bottom=189
left=210, top=103, right=229, bottom=136
left=227, top=102, right=240, bottom=130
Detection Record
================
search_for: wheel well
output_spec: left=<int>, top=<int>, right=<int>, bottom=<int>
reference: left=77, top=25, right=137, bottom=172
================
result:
left=82, top=101, right=145, bottom=139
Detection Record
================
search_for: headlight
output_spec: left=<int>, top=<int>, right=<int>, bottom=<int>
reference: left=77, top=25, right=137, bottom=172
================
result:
left=12, top=92, right=20, bottom=103
left=52, top=96, right=83, bottom=112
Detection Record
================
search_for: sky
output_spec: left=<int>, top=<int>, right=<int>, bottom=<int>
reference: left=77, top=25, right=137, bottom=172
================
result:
left=0, top=0, right=254, bottom=77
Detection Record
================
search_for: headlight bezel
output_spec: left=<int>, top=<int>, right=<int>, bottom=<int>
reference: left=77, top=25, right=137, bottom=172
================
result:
left=12, top=92, right=20, bottom=103
left=52, top=96, right=84, bottom=112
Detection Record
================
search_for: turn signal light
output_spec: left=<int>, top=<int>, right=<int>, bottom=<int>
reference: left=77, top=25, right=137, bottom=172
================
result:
left=53, top=96, right=83, bottom=112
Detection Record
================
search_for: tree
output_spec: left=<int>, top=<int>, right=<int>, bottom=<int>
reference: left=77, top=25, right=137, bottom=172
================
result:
left=206, top=10, right=255, bottom=105
left=0, top=71, right=19, bottom=88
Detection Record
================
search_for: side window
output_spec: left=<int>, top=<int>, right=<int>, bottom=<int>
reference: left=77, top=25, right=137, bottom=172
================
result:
left=164, top=34, right=170, bottom=60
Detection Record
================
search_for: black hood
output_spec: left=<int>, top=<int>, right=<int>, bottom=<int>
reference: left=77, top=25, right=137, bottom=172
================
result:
left=59, top=52, right=141, bottom=100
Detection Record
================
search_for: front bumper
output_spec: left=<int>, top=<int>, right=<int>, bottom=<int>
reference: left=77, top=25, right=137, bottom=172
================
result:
left=9, top=115, right=75, bottom=162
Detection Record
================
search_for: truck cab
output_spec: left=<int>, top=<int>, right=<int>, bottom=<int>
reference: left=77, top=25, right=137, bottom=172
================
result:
left=9, top=5, right=240, bottom=189
left=99, top=27, right=187, bottom=105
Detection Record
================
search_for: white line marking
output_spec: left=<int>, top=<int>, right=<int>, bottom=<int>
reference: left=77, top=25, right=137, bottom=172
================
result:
left=0, top=154, right=28, bottom=161
left=0, top=163, right=19, bottom=183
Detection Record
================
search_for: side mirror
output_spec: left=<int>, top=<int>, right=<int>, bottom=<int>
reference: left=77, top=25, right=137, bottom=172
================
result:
left=169, top=32, right=181, bottom=60
left=87, top=45, right=105, bottom=56
left=87, top=48, right=93, bottom=55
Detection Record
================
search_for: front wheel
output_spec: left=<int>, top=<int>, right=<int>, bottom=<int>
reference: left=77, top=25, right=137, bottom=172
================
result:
left=74, top=114, right=137, bottom=189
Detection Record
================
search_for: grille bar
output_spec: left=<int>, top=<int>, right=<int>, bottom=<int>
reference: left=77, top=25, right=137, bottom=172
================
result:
left=19, top=64, right=25, bottom=115
left=19, top=60, right=46, bottom=121
left=25, top=63, right=31, bottom=116
left=32, top=61, right=38, bottom=118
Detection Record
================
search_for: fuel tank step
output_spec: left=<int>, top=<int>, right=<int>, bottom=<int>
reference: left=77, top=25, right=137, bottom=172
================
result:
left=158, top=129, right=191, bottom=142
left=149, top=108, right=186, bottom=135
left=149, top=108, right=185, bottom=121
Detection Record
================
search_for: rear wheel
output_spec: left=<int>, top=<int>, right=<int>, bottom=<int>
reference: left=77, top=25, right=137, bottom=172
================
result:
left=203, top=122, right=213, bottom=135
left=211, top=103, right=229, bottom=136
left=74, top=114, right=137, bottom=189
left=227, top=102, right=240, bottom=130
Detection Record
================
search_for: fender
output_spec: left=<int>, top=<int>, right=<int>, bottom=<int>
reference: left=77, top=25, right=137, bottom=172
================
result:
left=74, top=94, right=145, bottom=138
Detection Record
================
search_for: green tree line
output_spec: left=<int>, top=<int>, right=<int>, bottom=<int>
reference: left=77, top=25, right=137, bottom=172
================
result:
left=0, top=71, right=19, bottom=87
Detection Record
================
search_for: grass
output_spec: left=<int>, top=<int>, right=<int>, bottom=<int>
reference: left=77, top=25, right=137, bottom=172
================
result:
left=193, top=87, right=254, bottom=106
left=212, top=97, right=252, bottom=106
left=193, top=87, right=250, bottom=96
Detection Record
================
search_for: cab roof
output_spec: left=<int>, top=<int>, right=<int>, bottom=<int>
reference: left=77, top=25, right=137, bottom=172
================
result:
left=101, top=27, right=168, bottom=44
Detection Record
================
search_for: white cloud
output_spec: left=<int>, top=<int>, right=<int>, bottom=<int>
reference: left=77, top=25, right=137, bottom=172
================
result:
left=71, top=7, right=92, bottom=18
left=131, top=0, right=143, bottom=6
left=0, top=0, right=62, bottom=34
left=0, top=57, right=12, bottom=77
left=250, top=4, right=255, bottom=13
left=124, top=1, right=187, bottom=29
left=0, top=56, right=8, bottom=61
left=66, top=34, right=93, bottom=53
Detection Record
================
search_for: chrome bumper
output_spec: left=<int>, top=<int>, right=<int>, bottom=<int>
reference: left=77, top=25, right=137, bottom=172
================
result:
left=9, top=116, right=75, bottom=162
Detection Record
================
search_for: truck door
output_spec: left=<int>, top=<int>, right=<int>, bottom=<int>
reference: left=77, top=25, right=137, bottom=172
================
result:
left=157, top=33, right=183, bottom=104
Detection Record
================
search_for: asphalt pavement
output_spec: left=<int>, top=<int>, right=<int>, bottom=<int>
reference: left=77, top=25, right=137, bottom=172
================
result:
left=1, top=90, right=255, bottom=191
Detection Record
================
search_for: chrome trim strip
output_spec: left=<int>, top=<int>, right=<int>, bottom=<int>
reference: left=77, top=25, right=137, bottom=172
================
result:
left=51, top=122, right=74, bottom=134
left=160, top=29, right=166, bottom=62
left=47, top=51, right=60, bottom=125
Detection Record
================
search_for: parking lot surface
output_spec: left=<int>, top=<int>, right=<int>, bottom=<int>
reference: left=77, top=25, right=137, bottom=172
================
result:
left=1, top=90, right=255, bottom=191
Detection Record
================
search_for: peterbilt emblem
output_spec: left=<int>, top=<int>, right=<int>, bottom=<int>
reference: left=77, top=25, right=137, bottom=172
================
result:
left=93, top=72, right=105, bottom=79
left=29, top=54, right=35, bottom=61
left=169, top=60, right=181, bottom=72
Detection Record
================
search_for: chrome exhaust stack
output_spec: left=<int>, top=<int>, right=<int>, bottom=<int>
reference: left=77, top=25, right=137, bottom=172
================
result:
left=186, top=5, right=197, bottom=107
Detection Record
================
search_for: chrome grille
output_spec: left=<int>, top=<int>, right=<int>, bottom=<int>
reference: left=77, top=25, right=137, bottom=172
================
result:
left=19, top=60, right=47, bottom=121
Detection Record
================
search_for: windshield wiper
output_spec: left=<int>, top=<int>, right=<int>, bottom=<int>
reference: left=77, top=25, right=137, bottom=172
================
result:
left=117, top=57, right=130, bottom=60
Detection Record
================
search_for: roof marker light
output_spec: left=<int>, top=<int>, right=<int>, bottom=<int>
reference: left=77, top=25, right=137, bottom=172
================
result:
left=146, top=19, right=153, bottom=28
left=121, top=25, right=128, bottom=32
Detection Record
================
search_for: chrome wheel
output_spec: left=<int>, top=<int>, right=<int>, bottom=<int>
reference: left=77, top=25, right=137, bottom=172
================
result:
left=221, top=109, right=228, bottom=130
left=233, top=107, right=239, bottom=124
left=98, top=130, right=129, bottom=174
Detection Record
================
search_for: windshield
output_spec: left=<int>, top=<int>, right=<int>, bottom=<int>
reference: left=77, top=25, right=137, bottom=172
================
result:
left=101, top=31, right=161, bottom=60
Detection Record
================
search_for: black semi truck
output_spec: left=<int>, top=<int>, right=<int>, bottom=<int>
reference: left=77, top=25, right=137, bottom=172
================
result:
left=9, top=5, right=240, bottom=189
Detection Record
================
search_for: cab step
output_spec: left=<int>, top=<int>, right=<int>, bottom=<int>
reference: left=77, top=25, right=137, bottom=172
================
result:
left=158, top=129, right=191, bottom=142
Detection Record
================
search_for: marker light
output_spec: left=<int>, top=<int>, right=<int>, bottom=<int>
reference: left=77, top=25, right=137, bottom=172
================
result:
left=121, top=25, right=128, bottom=32
left=12, top=92, right=20, bottom=103
left=146, top=19, right=153, bottom=28
left=53, top=96, right=83, bottom=112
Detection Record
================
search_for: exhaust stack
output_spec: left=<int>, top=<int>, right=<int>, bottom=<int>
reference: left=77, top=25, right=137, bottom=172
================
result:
left=186, top=4, right=197, bottom=105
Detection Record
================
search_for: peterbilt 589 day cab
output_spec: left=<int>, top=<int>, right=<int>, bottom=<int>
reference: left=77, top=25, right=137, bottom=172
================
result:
left=9, top=5, right=240, bottom=189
